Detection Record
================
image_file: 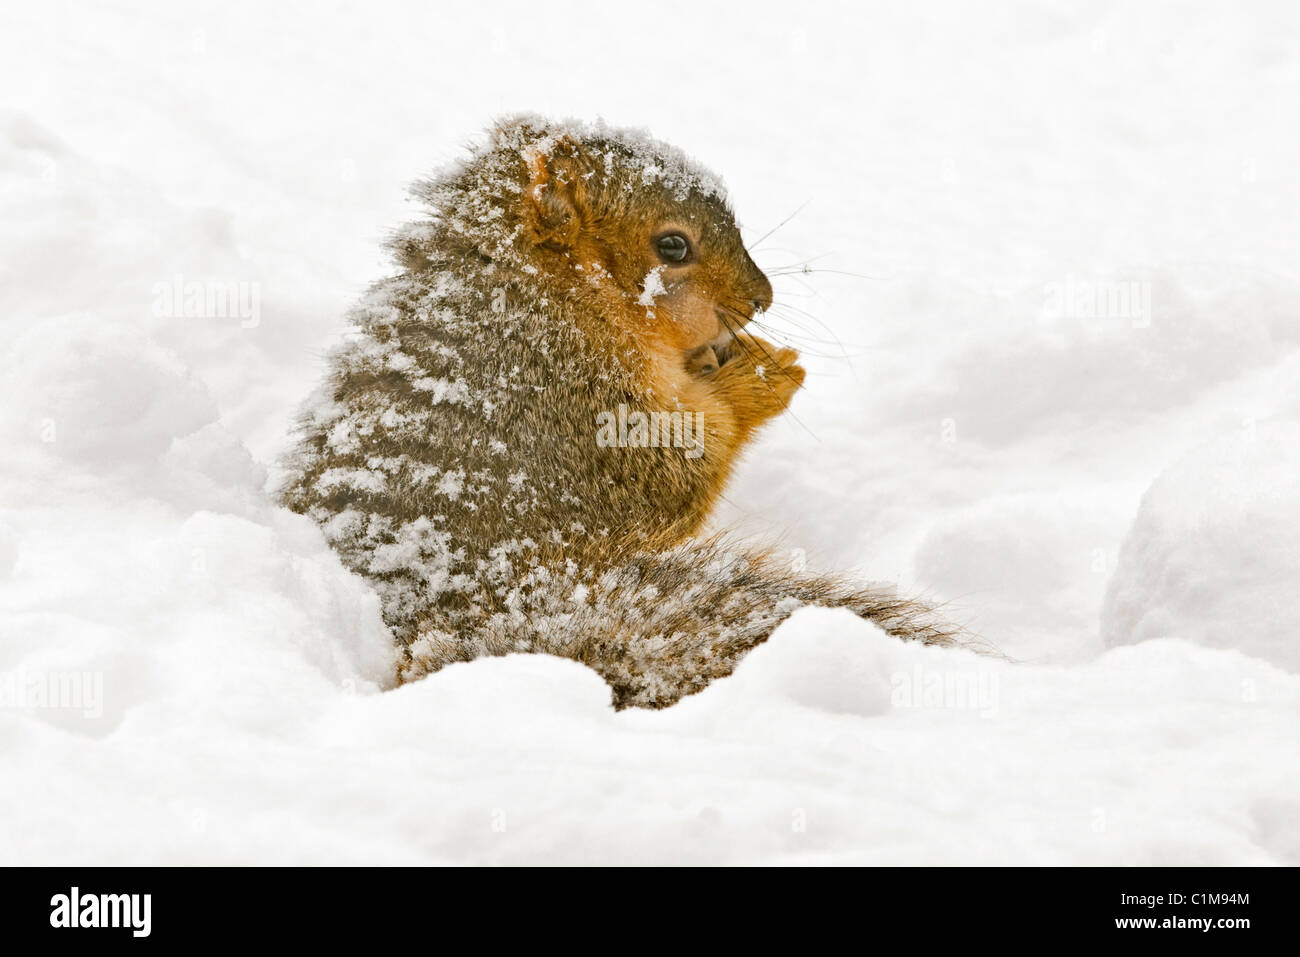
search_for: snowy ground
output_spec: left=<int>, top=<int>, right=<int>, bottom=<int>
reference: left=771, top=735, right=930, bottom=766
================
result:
left=2, top=0, right=1298, bottom=864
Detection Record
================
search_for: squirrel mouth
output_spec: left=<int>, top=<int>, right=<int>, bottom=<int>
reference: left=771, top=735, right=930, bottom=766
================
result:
left=685, top=331, right=738, bottom=377
left=710, top=332, right=738, bottom=366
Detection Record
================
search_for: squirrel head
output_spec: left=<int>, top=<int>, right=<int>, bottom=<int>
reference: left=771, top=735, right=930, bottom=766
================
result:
left=402, top=118, right=773, bottom=359
left=515, top=123, right=773, bottom=357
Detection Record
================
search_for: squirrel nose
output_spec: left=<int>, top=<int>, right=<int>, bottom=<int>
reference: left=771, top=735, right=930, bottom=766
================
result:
left=738, top=242, right=773, bottom=316
left=750, top=274, right=773, bottom=315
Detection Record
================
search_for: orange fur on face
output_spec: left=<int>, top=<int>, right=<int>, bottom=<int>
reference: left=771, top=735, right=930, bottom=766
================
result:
left=520, top=141, right=772, bottom=356
left=605, top=217, right=774, bottom=359
left=518, top=138, right=799, bottom=541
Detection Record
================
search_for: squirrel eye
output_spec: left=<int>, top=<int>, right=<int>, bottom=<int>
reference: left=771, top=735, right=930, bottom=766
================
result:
left=655, top=233, right=691, bottom=263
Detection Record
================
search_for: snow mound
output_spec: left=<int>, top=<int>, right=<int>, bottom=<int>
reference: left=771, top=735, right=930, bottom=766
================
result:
left=2, top=302, right=1292, bottom=864
left=2, top=316, right=215, bottom=476
left=703, top=607, right=895, bottom=716
left=1102, top=422, right=1300, bottom=672
left=0, top=313, right=398, bottom=752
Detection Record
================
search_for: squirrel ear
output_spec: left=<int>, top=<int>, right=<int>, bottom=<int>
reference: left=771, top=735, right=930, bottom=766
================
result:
left=522, top=139, right=589, bottom=251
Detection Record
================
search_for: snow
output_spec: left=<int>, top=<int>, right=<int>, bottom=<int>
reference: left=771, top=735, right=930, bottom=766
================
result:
left=3, top=0, right=1299, bottom=864
left=1103, top=421, right=1300, bottom=672
left=637, top=265, right=668, bottom=309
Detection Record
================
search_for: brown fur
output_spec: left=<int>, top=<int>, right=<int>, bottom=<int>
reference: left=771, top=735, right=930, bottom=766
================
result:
left=279, top=117, right=961, bottom=709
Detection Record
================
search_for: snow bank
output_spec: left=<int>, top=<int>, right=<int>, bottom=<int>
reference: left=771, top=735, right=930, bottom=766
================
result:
left=1103, top=422, right=1300, bottom=672
left=3, top=306, right=1295, bottom=864
left=0, top=313, right=398, bottom=736
left=4, top=577, right=1298, bottom=864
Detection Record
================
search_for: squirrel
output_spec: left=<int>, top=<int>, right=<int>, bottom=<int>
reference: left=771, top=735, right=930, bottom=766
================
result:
left=279, top=117, right=957, bottom=708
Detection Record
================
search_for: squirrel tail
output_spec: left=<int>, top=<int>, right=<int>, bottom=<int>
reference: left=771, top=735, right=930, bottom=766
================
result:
left=399, top=539, right=965, bottom=709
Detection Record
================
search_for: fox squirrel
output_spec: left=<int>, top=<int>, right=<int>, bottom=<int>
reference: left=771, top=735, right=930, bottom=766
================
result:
left=280, top=117, right=956, bottom=708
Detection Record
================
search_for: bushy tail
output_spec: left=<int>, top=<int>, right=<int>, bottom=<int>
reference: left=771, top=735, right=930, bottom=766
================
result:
left=399, top=540, right=962, bottom=709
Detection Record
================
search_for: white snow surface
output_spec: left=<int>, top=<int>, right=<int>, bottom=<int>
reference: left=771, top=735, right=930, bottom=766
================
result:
left=2, top=0, right=1299, bottom=864
left=1103, top=421, right=1300, bottom=672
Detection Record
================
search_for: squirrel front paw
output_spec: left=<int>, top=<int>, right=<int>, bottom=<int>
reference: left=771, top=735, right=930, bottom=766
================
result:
left=684, top=343, right=721, bottom=376
left=708, top=333, right=805, bottom=424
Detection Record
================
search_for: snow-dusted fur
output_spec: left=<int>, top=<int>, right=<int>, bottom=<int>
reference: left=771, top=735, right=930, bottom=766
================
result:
left=402, top=541, right=956, bottom=708
left=279, top=118, right=957, bottom=707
